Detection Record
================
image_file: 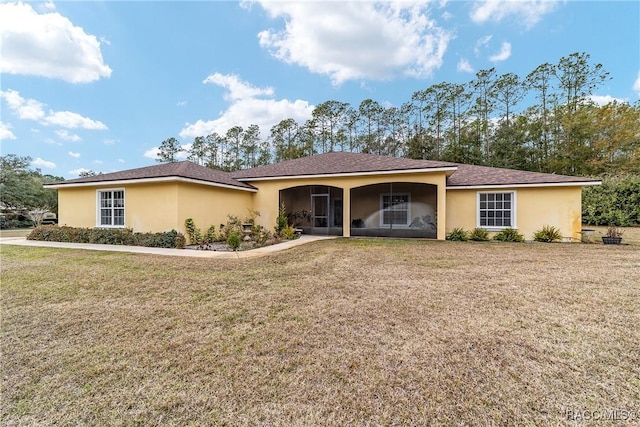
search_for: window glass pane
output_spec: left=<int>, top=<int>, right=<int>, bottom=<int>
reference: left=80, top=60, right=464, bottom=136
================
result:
left=478, top=192, right=513, bottom=229
left=101, top=209, right=111, bottom=225
left=98, top=190, right=124, bottom=227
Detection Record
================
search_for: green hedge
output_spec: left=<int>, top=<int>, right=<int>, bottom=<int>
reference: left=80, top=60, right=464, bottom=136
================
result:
left=583, top=174, right=640, bottom=226
left=27, top=226, right=186, bottom=248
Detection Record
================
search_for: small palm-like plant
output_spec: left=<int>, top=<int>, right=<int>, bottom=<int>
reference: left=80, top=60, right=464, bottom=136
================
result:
left=533, top=225, right=562, bottom=242
left=446, top=227, right=469, bottom=241
left=469, top=227, right=490, bottom=241
left=493, top=228, right=525, bottom=242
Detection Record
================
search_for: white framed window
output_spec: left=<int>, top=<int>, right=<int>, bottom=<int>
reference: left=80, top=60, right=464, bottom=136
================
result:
left=97, top=189, right=125, bottom=227
left=380, top=193, right=410, bottom=226
left=477, top=191, right=516, bottom=229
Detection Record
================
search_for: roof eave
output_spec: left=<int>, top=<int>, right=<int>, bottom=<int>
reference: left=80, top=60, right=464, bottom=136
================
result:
left=446, top=180, right=602, bottom=190
left=44, top=176, right=257, bottom=192
left=236, top=166, right=458, bottom=182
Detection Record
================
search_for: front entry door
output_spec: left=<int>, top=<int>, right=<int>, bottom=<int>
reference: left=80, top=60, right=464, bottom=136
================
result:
left=311, top=194, right=329, bottom=229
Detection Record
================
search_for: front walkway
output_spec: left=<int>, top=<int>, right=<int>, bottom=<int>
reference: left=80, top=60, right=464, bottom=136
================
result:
left=0, top=235, right=336, bottom=259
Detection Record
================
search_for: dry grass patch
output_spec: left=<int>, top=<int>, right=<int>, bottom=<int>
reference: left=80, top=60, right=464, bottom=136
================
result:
left=1, top=240, right=639, bottom=426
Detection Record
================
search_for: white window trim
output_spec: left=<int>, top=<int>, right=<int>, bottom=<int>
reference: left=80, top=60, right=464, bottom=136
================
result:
left=476, top=191, right=517, bottom=230
left=380, top=192, right=411, bottom=227
left=96, top=188, right=126, bottom=228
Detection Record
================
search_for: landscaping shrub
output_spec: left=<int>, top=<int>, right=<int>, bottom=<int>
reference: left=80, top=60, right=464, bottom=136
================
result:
left=184, top=218, right=202, bottom=245
left=446, top=228, right=468, bottom=241
left=204, top=225, right=217, bottom=245
left=275, top=202, right=288, bottom=234
left=469, top=227, right=490, bottom=241
left=492, top=228, right=525, bottom=242
left=226, top=230, right=242, bottom=250
left=27, top=225, right=186, bottom=248
left=0, top=213, right=34, bottom=229
left=279, top=225, right=297, bottom=240
left=533, top=225, right=562, bottom=242
left=582, top=174, right=640, bottom=226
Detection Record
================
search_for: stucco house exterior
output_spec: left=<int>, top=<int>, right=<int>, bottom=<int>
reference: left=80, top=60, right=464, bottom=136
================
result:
left=45, top=152, right=601, bottom=241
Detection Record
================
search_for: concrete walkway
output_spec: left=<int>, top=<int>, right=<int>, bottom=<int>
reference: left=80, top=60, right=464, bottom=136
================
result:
left=0, top=235, right=336, bottom=258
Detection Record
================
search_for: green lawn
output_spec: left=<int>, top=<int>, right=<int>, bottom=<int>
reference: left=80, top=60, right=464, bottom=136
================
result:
left=1, top=240, right=639, bottom=426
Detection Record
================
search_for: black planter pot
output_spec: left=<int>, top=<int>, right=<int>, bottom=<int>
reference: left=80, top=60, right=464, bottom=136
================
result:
left=602, top=236, right=622, bottom=245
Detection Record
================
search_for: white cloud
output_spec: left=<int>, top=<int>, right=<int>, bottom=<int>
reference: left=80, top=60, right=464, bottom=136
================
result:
left=489, top=42, right=511, bottom=62
left=589, top=95, right=625, bottom=106
left=93, top=160, right=104, bottom=165
left=0, top=2, right=112, bottom=83
left=474, top=35, right=492, bottom=56
left=457, top=58, right=474, bottom=73
left=43, top=111, right=107, bottom=130
left=32, top=157, right=56, bottom=169
left=56, top=129, right=82, bottom=142
left=180, top=73, right=314, bottom=139
left=203, top=73, right=274, bottom=101
left=143, top=144, right=190, bottom=161
left=255, top=1, right=452, bottom=85
left=0, top=121, right=17, bottom=140
left=1, top=89, right=107, bottom=130
left=143, top=147, right=160, bottom=160
left=117, top=158, right=125, bottom=163
left=103, top=138, right=118, bottom=145
left=40, top=2, right=56, bottom=12
left=633, top=71, right=640, bottom=97
left=69, top=167, right=91, bottom=176
left=0, top=89, right=45, bottom=120
left=470, top=0, right=559, bottom=29
left=68, top=151, right=80, bottom=158
left=177, top=101, right=188, bottom=107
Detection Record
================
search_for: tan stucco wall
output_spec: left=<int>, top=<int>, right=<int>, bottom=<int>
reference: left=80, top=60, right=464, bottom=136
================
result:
left=57, top=182, right=253, bottom=235
left=176, top=184, right=254, bottom=236
left=246, top=172, right=448, bottom=239
left=58, top=187, right=99, bottom=228
left=446, top=186, right=583, bottom=240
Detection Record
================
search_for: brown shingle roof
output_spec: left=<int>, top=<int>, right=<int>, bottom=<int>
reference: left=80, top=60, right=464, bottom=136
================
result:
left=48, top=161, right=255, bottom=190
left=49, top=155, right=599, bottom=190
left=447, top=164, right=599, bottom=187
left=231, top=152, right=457, bottom=179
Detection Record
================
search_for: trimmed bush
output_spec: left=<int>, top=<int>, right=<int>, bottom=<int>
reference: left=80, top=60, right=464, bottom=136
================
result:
left=226, top=230, right=242, bottom=250
left=275, top=202, right=288, bottom=234
left=0, top=213, right=34, bottom=230
left=469, top=227, right=490, bottom=241
left=27, top=225, right=186, bottom=248
left=446, top=228, right=468, bottom=241
left=492, top=228, right=525, bottom=242
left=279, top=225, right=297, bottom=240
left=533, top=225, right=562, bottom=242
left=583, top=174, right=640, bottom=226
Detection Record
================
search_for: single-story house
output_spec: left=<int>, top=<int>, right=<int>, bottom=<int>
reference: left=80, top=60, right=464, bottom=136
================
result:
left=45, top=152, right=601, bottom=241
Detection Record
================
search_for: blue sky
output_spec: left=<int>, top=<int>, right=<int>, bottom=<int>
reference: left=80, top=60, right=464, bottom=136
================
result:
left=1, top=0, right=638, bottom=178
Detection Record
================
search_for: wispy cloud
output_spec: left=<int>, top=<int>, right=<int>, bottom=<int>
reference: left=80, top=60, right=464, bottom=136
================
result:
left=32, top=157, right=56, bottom=169
left=489, top=42, right=511, bottom=62
left=457, top=58, right=474, bottom=73
left=470, top=0, right=560, bottom=30
left=0, top=89, right=107, bottom=130
left=56, top=129, right=82, bottom=142
left=0, top=121, right=16, bottom=140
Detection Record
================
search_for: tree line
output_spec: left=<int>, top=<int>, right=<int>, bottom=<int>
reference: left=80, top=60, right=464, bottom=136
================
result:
left=0, top=154, right=62, bottom=227
left=158, top=52, right=639, bottom=178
